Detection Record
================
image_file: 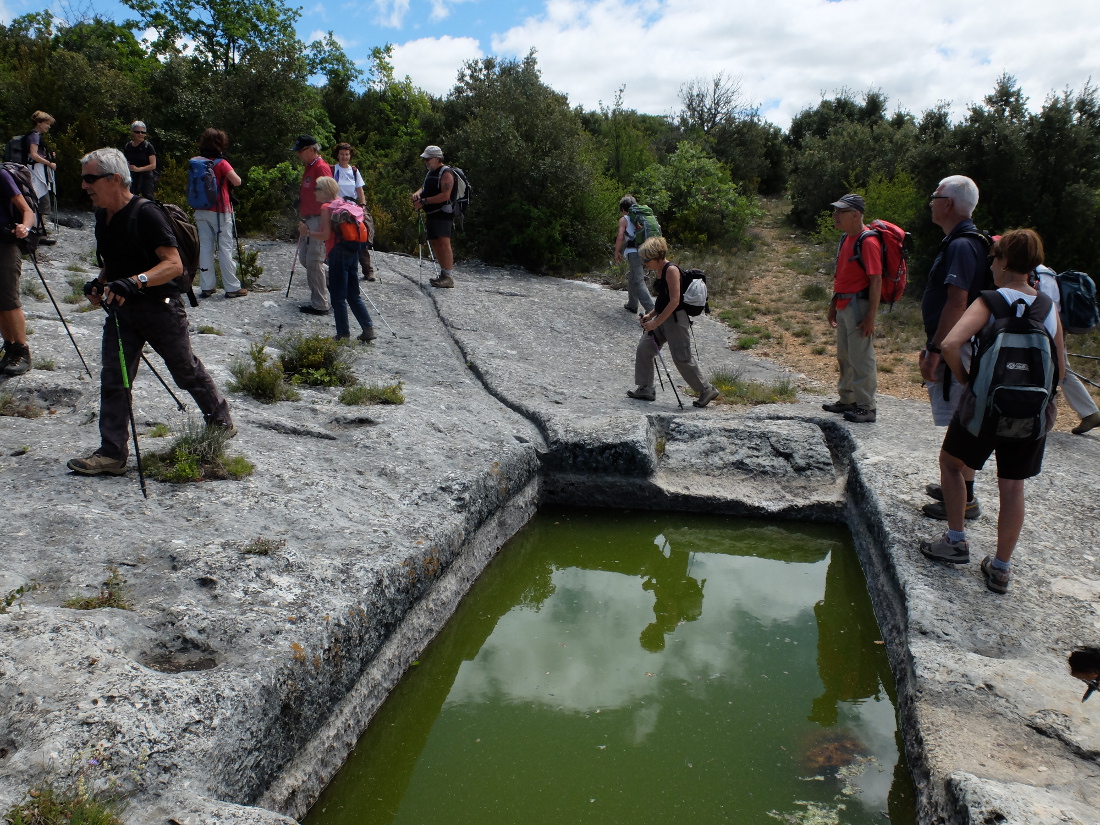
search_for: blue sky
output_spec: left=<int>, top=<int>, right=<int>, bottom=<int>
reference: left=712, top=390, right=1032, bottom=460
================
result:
left=7, top=0, right=1098, bottom=128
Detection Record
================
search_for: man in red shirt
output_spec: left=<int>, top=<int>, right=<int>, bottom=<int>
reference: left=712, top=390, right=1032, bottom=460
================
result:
left=822, top=193, right=881, bottom=423
left=293, top=135, right=333, bottom=314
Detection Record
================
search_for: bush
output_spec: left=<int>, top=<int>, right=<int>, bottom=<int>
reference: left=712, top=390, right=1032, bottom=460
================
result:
left=229, top=339, right=300, bottom=403
left=144, top=417, right=253, bottom=483
left=279, top=332, right=355, bottom=387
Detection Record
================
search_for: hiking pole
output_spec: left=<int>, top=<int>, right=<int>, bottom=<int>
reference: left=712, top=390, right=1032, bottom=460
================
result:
left=95, top=302, right=186, bottom=411
left=47, top=165, right=59, bottom=236
left=28, top=252, right=93, bottom=379
left=107, top=306, right=148, bottom=499
left=417, top=212, right=426, bottom=289
left=649, top=332, right=684, bottom=410
left=1069, top=369, right=1100, bottom=390
left=285, top=235, right=301, bottom=298
left=1069, top=353, right=1100, bottom=361
left=360, top=290, right=398, bottom=338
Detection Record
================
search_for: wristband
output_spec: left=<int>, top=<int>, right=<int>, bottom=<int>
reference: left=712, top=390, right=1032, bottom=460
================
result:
left=926, top=345, right=941, bottom=355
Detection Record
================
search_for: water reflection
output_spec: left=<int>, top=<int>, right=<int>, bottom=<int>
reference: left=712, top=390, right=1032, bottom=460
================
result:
left=304, top=509, right=915, bottom=825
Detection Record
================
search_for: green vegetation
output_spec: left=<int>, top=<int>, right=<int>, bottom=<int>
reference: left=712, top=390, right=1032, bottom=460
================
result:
left=196, top=325, right=223, bottom=335
left=229, top=339, right=301, bottom=403
left=800, top=283, right=830, bottom=302
left=144, top=418, right=253, bottom=482
left=280, top=333, right=355, bottom=387
left=63, top=566, right=130, bottom=610
left=241, top=536, right=286, bottom=556
left=63, top=275, right=87, bottom=304
left=339, top=381, right=405, bottom=405
left=709, top=369, right=798, bottom=405
left=1, top=582, right=37, bottom=614
left=19, top=280, right=44, bottom=301
left=5, top=784, right=125, bottom=825
left=146, top=423, right=170, bottom=437
left=0, top=389, right=44, bottom=418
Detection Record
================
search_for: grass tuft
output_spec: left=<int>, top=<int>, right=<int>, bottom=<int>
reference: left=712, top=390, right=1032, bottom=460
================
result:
left=241, top=536, right=286, bottom=556
left=0, top=389, right=45, bottom=418
left=280, top=332, right=356, bottom=387
left=63, top=566, right=130, bottom=611
left=339, top=381, right=405, bottom=405
left=229, top=338, right=300, bottom=403
left=710, top=369, right=798, bottom=405
left=196, top=325, right=223, bottom=336
left=5, top=783, right=125, bottom=825
left=144, top=418, right=254, bottom=482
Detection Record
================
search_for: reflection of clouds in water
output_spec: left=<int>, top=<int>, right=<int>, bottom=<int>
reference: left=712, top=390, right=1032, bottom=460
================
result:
left=839, top=696, right=901, bottom=810
left=447, top=552, right=827, bottom=716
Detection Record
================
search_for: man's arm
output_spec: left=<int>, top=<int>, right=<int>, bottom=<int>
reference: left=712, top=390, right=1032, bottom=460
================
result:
left=103, top=247, right=183, bottom=306
left=614, top=216, right=628, bottom=262
left=920, top=284, right=968, bottom=381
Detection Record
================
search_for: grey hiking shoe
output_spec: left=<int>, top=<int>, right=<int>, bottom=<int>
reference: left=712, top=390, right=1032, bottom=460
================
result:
left=430, top=273, right=455, bottom=288
left=693, top=385, right=720, bottom=408
left=822, top=400, right=857, bottom=414
left=919, top=532, right=970, bottom=564
left=2, top=343, right=31, bottom=376
left=627, top=385, right=656, bottom=401
left=67, top=451, right=127, bottom=476
left=922, top=497, right=981, bottom=520
left=358, top=326, right=377, bottom=342
left=980, top=555, right=1011, bottom=594
left=1072, top=411, right=1100, bottom=435
left=843, top=406, right=877, bottom=423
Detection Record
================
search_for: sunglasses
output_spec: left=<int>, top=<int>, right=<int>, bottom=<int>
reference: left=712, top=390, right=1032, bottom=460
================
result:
left=81, top=172, right=113, bottom=184
left=133, top=130, right=146, bottom=134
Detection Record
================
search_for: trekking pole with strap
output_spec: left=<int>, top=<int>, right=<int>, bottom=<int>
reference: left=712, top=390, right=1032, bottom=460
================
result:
left=93, top=301, right=186, bottom=411
left=230, top=188, right=245, bottom=286
left=417, top=212, right=425, bottom=289
left=649, top=332, right=684, bottom=410
left=285, top=234, right=301, bottom=298
left=107, top=306, right=148, bottom=499
left=360, top=289, right=398, bottom=339
left=28, top=252, right=93, bottom=379
left=1069, top=368, right=1100, bottom=390
left=1069, top=353, right=1100, bottom=361
left=47, top=163, right=59, bottom=236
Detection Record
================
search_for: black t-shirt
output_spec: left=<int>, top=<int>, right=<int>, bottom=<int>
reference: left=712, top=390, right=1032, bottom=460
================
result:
left=122, top=140, right=156, bottom=170
left=95, top=197, right=178, bottom=297
left=920, top=219, right=988, bottom=345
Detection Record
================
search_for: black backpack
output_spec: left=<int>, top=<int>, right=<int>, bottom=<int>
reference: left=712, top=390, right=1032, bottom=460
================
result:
left=2, top=134, right=31, bottom=165
left=122, top=198, right=201, bottom=306
left=960, top=290, right=1058, bottom=441
left=679, top=268, right=710, bottom=316
left=0, top=162, right=41, bottom=254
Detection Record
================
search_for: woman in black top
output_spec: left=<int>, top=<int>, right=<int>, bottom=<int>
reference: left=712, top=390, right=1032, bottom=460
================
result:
left=122, top=121, right=157, bottom=198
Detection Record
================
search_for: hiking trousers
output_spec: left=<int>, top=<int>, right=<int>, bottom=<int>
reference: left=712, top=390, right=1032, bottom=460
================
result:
left=299, top=216, right=330, bottom=311
left=625, top=251, right=654, bottom=312
left=98, top=296, right=232, bottom=460
left=835, top=298, right=877, bottom=409
left=634, top=310, right=709, bottom=394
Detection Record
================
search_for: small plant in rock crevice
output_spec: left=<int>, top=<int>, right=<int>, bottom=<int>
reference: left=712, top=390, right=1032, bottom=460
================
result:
left=229, top=337, right=300, bottom=403
left=241, top=536, right=286, bottom=556
left=1, top=582, right=38, bottom=614
left=709, top=368, right=798, bottom=406
left=339, top=381, right=405, bottom=405
left=280, top=332, right=356, bottom=387
left=63, top=566, right=130, bottom=611
left=144, top=417, right=253, bottom=482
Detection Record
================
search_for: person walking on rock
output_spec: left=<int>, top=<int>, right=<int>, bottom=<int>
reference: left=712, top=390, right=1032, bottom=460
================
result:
left=412, top=145, right=456, bottom=288
left=293, top=135, right=333, bottom=314
left=67, top=148, right=234, bottom=477
left=627, top=237, right=720, bottom=408
left=193, top=128, right=247, bottom=299
left=920, top=175, right=989, bottom=520
left=821, top=193, right=880, bottom=424
left=332, top=143, right=376, bottom=282
left=298, top=176, right=375, bottom=343
left=0, top=164, right=35, bottom=376
left=614, top=195, right=655, bottom=315
left=122, top=121, right=157, bottom=199
left=919, top=229, right=1063, bottom=594
left=25, top=111, right=57, bottom=245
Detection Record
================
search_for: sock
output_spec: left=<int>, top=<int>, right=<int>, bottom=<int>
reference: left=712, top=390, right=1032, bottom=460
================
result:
left=947, top=528, right=967, bottom=544
left=964, top=480, right=975, bottom=500
left=991, top=557, right=1011, bottom=571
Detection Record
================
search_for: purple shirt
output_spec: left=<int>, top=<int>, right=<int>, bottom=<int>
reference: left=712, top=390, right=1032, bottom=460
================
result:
left=1, top=169, right=22, bottom=225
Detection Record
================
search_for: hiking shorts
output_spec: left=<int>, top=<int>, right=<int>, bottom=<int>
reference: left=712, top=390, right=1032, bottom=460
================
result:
left=425, top=213, right=454, bottom=240
left=0, top=241, right=22, bottom=312
left=941, top=419, right=1047, bottom=480
left=926, top=347, right=971, bottom=426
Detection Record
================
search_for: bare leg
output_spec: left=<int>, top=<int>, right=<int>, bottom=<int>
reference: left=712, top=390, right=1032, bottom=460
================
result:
left=0, top=307, right=27, bottom=346
left=995, top=478, right=1026, bottom=563
left=938, top=449, right=969, bottom=533
left=428, top=237, right=453, bottom=272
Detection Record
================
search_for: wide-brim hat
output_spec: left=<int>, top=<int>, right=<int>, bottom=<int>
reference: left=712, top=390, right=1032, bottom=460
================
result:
left=420, top=145, right=444, bottom=159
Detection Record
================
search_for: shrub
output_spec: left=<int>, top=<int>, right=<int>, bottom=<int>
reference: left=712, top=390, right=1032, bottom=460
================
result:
left=710, top=369, right=798, bottom=405
left=241, top=536, right=286, bottom=556
left=145, top=418, right=254, bottom=482
left=229, top=339, right=300, bottom=403
left=339, top=381, right=405, bottom=405
left=800, top=283, right=830, bottom=302
left=20, top=280, right=44, bottom=301
left=5, top=784, right=125, bottom=825
left=280, top=332, right=355, bottom=387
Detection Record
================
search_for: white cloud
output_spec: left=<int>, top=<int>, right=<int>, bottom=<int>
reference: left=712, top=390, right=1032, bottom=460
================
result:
left=308, top=29, right=356, bottom=48
left=390, top=35, right=484, bottom=97
left=374, top=0, right=413, bottom=28
left=391, top=0, right=1097, bottom=127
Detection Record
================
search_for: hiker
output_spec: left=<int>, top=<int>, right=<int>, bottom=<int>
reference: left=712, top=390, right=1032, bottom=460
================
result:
left=25, top=111, right=57, bottom=245
left=0, top=165, right=35, bottom=376
left=298, top=176, right=375, bottom=342
left=193, top=128, right=247, bottom=299
left=919, top=229, right=1064, bottom=594
left=821, top=194, right=880, bottom=424
left=1035, top=264, right=1100, bottom=434
left=919, top=175, right=989, bottom=520
left=411, top=145, right=456, bottom=288
left=293, top=135, right=333, bottom=314
left=627, top=236, right=720, bottom=408
left=122, top=121, right=157, bottom=199
left=614, top=195, right=655, bottom=315
left=67, top=148, right=234, bottom=477
left=332, top=143, right=376, bottom=283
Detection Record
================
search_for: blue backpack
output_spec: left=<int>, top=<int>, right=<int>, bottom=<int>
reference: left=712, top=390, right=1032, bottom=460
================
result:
left=1055, top=270, right=1100, bottom=334
left=186, top=157, right=219, bottom=209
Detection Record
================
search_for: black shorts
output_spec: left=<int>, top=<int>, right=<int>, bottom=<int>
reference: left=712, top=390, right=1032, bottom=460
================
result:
left=425, top=213, right=454, bottom=240
left=941, top=419, right=1047, bottom=480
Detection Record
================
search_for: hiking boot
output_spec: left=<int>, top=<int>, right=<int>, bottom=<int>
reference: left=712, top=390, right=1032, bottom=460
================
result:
left=922, top=497, right=981, bottom=520
left=627, top=385, right=656, bottom=401
left=0, top=343, right=10, bottom=374
left=980, top=555, right=1011, bottom=594
left=363, top=272, right=376, bottom=282
left=208, top=420, right=238, bottom=439
left=200, top=289, right=216, bottom=299
left=39, top=237, right=57, bottom=246
left=67, top=451, right=127, bottom=476
left=1072, top=411, right=1100, bottom=435
left=822, top=400, right=857, bottom=414
left=300, top=304, right=330, bottom=315
left=919, top=532, right=970, bottom=564
left=624, top=303, right=639, bottom=313
left=225, top=289, right=248, bottom=298
left=430, top=273, right=455, bottom=288
left=843, top=406, right=877, bottom=423
left=2, top=343, right=31, bottom=376
left=358, top=326, right=377, bottom=342
left=693, top=385, right=721, bottom=408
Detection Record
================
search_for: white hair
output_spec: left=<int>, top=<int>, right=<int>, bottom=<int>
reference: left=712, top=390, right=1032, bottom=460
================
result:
left=938, top=175, right=979, bottom=217
left=81, top=148, right=131, bottom=186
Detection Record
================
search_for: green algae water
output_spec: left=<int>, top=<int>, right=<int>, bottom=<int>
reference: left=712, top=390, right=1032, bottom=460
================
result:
left=304, top=508, right=916, bottom=825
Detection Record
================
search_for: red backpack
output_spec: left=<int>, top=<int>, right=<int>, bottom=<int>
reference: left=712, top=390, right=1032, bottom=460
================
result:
left=850, top=219, right=911, bottom=306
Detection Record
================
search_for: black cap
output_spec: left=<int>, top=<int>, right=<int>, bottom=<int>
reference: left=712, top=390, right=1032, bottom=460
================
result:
left=829, top=194, right=865, bottom=213
left=291, top=135, right=318, bottom=152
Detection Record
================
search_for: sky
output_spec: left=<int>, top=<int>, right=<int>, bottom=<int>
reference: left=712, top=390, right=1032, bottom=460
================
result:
left=9, top=0, right=1099, bottom=129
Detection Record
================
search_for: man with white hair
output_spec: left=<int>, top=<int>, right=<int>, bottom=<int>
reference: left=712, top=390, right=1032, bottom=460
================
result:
left=919, top=175, right=990, bottom=519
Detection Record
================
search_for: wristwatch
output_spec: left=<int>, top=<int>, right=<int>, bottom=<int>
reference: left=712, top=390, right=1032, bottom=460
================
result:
left=136, top=274, right=148, bottom=288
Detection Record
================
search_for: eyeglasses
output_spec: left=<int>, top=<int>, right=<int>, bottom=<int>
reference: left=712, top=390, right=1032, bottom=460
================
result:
left=132, top=130, right=146, bottom=134
left=929, top=195, right=950, bottom=203
left=81, top=173, right=113, bottom=184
